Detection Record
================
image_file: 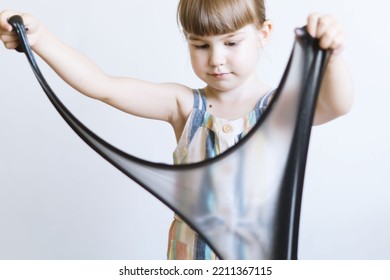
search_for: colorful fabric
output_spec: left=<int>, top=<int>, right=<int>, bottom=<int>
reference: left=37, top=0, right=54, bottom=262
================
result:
left=168, top=88, right=274, bottom=260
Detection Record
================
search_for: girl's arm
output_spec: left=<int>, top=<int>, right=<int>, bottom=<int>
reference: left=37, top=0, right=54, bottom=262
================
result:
left=306, top=13, right=354, bottom=125
left=0, top=10, right=192, bottom=126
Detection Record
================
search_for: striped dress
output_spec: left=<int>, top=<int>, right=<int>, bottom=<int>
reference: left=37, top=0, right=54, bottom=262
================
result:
left=168, top=88, right=274, bottom=260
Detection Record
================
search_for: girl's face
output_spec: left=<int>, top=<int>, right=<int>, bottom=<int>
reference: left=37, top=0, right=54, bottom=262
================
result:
left=187, top=24, right=268, bottom=93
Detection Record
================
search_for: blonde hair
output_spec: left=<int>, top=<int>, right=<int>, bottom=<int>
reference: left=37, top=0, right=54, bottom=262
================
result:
left=177, top=0, right=267, bottom=36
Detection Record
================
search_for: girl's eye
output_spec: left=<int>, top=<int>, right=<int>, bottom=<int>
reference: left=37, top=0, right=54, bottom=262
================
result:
left=195, top=44, right=209, bottom=49
left=226, top=41, right=239, bottom=47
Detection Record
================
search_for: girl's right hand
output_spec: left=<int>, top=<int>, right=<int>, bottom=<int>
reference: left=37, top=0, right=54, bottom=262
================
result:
left=0, top=10, right=41, bottom=50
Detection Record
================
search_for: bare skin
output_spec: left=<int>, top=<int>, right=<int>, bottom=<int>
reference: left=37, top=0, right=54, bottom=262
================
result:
left=0, top=10, right=353, bottom=141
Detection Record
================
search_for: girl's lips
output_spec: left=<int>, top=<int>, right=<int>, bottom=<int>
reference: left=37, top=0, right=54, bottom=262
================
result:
left=209, top=72, right=230, bottom=79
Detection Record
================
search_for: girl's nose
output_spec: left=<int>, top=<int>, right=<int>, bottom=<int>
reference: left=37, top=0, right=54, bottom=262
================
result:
left=208, top=47, right=226, bottom=67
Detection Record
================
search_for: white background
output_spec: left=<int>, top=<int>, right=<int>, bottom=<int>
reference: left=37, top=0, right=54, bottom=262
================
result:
left=0, top=0, right=389, bottom=259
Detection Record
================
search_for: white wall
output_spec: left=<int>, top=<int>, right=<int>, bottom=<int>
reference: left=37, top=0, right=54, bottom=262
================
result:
left=0, top=0, right=389, bottom=259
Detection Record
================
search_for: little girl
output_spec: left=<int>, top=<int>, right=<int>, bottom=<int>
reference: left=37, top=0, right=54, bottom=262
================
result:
left=0, top=0, right=353, bottom=260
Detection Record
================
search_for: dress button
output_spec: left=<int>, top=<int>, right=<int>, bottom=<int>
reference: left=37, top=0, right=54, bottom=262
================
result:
left=222, top=124, right=233, bottom=134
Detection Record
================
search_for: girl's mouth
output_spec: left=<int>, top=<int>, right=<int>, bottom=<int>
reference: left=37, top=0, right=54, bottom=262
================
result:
left=209, top=72, right=230, bottom=79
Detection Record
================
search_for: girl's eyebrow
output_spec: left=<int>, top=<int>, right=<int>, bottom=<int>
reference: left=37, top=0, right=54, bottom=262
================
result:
left=187, top=35, right=203, bottom=41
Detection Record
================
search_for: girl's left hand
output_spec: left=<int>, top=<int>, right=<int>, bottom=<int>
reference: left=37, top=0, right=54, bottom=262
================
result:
left=306, top=13, right=345, bottom=55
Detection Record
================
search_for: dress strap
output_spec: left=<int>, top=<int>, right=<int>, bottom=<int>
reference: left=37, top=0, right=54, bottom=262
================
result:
left=255, top=89, right=276, bottom=110
left=193, top=89, right=207, bottom=111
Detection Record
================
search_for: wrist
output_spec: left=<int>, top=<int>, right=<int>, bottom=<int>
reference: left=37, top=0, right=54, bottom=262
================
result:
left=31, top=24, right=52, bottom=53
left=326, top=50, right=345, bottom=66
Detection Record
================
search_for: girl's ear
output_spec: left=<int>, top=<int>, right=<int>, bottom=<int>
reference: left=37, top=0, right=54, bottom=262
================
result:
left=258, top=20, right=272, bottom=48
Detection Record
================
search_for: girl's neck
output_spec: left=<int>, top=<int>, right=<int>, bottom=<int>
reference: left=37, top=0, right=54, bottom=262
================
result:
left=203, top=76, right=270, bottom=120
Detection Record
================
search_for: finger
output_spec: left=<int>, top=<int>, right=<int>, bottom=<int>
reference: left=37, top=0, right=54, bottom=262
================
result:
left=318, top=22, right=340, bottom=49
left=0, top=33, right=18, bottom=43
left=329, top=31, right=345, bottom=55
left=306, top=13, right=320, bottom=37
left=0, top=10, right=20, bottom=32
left=316, top=15, right=336, bottom=39
left=0, top=30, right=17, bottom=37
left=3, top=40, right=20, bottom=50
